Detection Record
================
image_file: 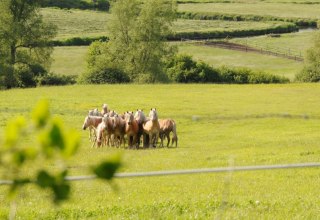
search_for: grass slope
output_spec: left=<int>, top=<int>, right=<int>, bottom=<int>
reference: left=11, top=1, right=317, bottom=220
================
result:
left=178, top=43, right=302, bottom=79
left=50, top=43, right=302, bottom=79
left=178, top=3, right=320, bottom=19
left=51, top=46, right=88, bottom=76
left=0, top=84, right=319, bottom=219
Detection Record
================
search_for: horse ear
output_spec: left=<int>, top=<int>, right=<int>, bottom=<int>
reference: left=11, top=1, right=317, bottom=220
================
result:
left=150, top=108, right=152, bottom=111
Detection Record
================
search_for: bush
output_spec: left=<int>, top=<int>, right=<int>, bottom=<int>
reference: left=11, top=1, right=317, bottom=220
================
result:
left=79, top=67, right=130, bottom=84
left=14, top=64, right=47, bottom=88
left=167, top=23, right=298, bottom=41
left=178, top=12, right=318, bottom=28
left=40, top=0, right=110, bottom=11
left=52, top=36, right=109, bottom=46
left=36, top=74, right=77, bottom=86
left=218, top=66, right=290, bottom=84
left=166, top=54, right=219, bottom=83
left=166, top=55, right=289, bottom=84
left=295, top=33, right=320, bottom=82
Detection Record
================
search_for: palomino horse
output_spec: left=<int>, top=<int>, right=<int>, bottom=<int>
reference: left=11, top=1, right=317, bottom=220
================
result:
left=82, top=116, right=103, bottom=142
left=101, top=103, right=109, bottom=116
left=92, top=114, right=114, bottom=148
left=112, top=114, right=126, bottom=147
left=134, top=109, right=147, bottom=147
left=143, top=108, right=160, bottom=148
left=159, top=119, right=178, bottom=147
left=124, top=111, right=139, bottom=149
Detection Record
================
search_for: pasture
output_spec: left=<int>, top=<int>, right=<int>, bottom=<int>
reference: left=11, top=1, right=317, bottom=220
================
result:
left=231, top=29, right=319, bottom=53
left=0, top=84, right=319, bottom=219
left=50, top=43, right=303, bottom=79
left=178, top=2, right=320, bottom=19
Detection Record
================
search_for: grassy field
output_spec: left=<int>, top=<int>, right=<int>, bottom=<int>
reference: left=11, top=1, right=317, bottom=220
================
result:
left=0, top=84, right=319, bottom=219
left=177, top=43, right=302, bottom=79
left=50, top=43, right=302, bottom=79
left=41, top=8, right=294, bottom=40
left=174, top=20, right=287, bottom=33
left=231, top=29, right=319, bottom=54
left=41, top=8, right=111, bottom=40
left=178, top=3, right=320, bottom=19
left=51, top=46, right=88, bottom=76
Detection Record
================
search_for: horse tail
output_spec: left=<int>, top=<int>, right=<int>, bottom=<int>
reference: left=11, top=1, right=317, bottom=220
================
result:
left=171, top=120, right=178, bottom=147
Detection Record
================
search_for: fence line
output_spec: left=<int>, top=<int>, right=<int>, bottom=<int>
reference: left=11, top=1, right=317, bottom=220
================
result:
left=1, top=162, right=319, bottom=186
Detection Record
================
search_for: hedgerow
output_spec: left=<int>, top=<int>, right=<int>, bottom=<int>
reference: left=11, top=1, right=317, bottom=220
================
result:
left=178, top=11, right=318, bottom=28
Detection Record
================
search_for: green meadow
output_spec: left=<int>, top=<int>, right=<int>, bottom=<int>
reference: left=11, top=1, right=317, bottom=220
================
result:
left=231, top=30, right=319, bottom=54
left=50, top=43, right=303, bottom=79
left=0, top=84, right=319, bottom=219
left=178, top=3, right=320, bottom=19
left=178, top=43, right=302, bottom=80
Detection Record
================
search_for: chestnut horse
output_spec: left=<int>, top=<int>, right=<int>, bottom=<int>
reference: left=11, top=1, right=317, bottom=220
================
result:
left=159, top=119, right=178, bottom=147
left=124, top=111, right=139, bottom=149
left=143, top=108, right=160, bottom=148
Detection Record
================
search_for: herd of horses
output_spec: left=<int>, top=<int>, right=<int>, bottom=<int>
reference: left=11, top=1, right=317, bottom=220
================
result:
left=82, top=104, right=178, bottom=149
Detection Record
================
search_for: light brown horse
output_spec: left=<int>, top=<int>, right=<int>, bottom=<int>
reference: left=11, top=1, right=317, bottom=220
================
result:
left=124, top=111, right=139, bottom=149
left=143, top=108, right=160, bottom=148
left=82, top=116, right=103, bottom=142
left=134, top=109, right=147, bottom=148
left=101, top=103, right=110, bottom=116
left=159, top=119, right=178, bottom=147
left=112, top=114, right=126, bottom=148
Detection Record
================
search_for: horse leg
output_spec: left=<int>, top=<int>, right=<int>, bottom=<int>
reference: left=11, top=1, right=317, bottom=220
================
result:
left=166, top=133, right=170, bottom=148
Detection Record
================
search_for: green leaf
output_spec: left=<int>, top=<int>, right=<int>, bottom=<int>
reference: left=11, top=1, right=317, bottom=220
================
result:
left=62, top=129, right=80, bottom=159
left=52, top=183, right=70, bottom=204
left=36, top=170, right=55, bottom=188
left=4, top=116, right=26, bottom=148
left=48, top=119, right=65, bottom=150
left=32, top=99, right=50, bottom=128
left=92, top=154, right=122, bottom=180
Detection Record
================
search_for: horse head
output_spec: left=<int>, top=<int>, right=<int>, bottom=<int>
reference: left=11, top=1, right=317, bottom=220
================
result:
left=134, top=109, right=146, bottom=123
left=125, top=111, right=134, bottom=125
left=82, top=116, right=89, bottom=130
left=149, top=108, right=158, bottom=121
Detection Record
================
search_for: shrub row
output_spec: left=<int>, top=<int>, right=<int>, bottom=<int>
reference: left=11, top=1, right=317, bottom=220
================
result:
left=178, top=12, right=318, bottom=28
left=166, top=54, right=289, bottom=84
left=51, top=36, right=109, bottom=46
left=168, top=23, right=298, bottom=41
left=40, top=0, right=110, bottom=11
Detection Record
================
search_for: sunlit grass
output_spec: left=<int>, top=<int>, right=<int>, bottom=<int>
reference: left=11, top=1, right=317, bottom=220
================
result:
left=178, top=2, right=320, bottom=19
left=0, top=84, right=319, bottom=218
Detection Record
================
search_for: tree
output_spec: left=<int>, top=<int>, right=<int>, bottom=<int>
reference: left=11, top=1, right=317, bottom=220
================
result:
left=295, top=33, right=320, bottom=82
left=0, top=0, right=57, bottom=88
left=83, top=0, right=177, bottom=83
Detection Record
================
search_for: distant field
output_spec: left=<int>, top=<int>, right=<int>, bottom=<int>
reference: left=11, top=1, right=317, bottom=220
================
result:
left=41, top=8, right=294, bottom=40
left=41, top=8, right=111, bottom=40
left=0, top=84, right=319, bottom=219
left=51, top=46, right=88, bottom=75
left=174, top=20, right=288, bottom=33
left=231, top=30, right=318, bottom=53
left=178, top=3, right=320, bottom=19
left=177, top=0, right=320, bottom=2
left=178, top=43, right=302, bottom=79
left=50, top=43, right=302, bottom=79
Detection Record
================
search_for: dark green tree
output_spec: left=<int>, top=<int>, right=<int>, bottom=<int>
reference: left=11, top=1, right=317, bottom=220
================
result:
left=82, top=0, right=177, bottom=83
left=296, top=33, right=320, bottom=82
left=0, top=0, right=57, bottom=88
